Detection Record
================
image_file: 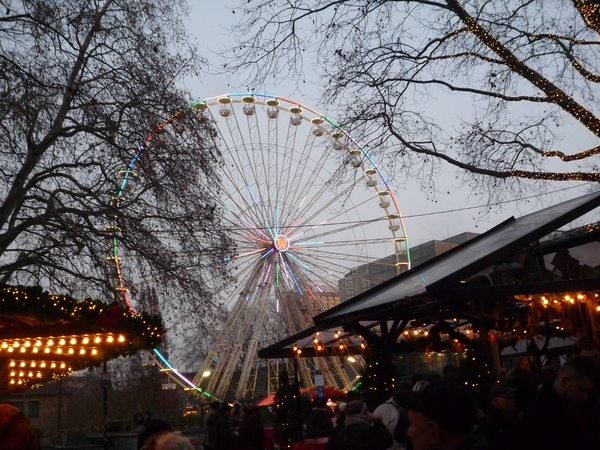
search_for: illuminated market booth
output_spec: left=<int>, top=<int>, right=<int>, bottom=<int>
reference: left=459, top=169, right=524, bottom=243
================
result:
left=260, top=191, right=600, bottom=374
left=0, top=285, right=162, bottom=396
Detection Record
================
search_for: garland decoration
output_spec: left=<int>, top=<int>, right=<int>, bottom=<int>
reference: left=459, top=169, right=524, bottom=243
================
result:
left=0, top=284, right=163, bottom=391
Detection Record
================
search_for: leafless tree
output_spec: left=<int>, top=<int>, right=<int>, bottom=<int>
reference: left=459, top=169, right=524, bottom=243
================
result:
left=225, top=0, right=600, bottom=202
left=0, top=0, right=235, bottom=326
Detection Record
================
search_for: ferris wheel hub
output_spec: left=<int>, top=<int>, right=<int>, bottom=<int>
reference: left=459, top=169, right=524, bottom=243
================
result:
left=274, top=235, right=290, bottom=252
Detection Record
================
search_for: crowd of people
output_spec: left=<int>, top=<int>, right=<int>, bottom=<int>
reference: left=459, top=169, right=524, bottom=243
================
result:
left=136, top=400, right=266, bottom=450
left=314, top=344, right=600, bottom=450
left=2, top=344, right=599, bottom=450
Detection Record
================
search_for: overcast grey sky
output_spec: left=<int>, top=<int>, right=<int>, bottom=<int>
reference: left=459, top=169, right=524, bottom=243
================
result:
left=182, top=1, right=598, bottom=247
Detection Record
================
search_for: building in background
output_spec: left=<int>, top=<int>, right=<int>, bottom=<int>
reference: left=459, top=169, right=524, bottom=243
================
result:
left=339, top=233, right=480, bottom=301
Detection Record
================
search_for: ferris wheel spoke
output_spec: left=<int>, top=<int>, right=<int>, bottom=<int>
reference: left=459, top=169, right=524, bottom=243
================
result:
left=278, top=121, right=326, bottom=224
left=290, top=178, right=366, bottom=237
left=294, top=237, right=392, bottom=249
left=281, top=161, right=348, bottom=232
left=232, top=104, right=275, bottom=223
left=207, top=107, right=269, bottom=227
left=112, top=93, right=409, bottom=400
left=294, top=249, right=393, bottom=278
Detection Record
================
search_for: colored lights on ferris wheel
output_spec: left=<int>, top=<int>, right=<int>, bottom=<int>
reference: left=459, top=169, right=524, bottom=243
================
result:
left=107, top=93, right=410, bottom=397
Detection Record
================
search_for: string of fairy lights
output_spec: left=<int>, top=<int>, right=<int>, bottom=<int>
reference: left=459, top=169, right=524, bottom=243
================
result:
left=287, top=253, right=600, bottom=367
left=446, top=0, right=600, bottom=180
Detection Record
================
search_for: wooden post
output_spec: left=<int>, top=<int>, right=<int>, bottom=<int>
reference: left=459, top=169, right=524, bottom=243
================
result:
left=488, top=331, right=501, bottom=374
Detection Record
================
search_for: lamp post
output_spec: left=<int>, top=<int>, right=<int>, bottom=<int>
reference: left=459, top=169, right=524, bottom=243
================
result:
left=293, top=355, right=302, bottom=442
left=57, top=377, right=63, bottom=445
left=101, top=362, right=112, bottom=450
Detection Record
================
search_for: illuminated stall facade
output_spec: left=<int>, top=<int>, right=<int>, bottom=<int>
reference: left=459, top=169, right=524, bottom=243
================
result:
left=0, top=284, right=163, bottom=396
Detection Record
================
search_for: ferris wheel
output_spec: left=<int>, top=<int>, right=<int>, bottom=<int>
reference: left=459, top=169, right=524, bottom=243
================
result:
left=108, top=93, right=410, bottom=400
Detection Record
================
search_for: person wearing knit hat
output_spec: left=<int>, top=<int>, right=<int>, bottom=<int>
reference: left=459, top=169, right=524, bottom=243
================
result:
left=335, top=400, right=393, bottom=450
left=478, top=383, right=518, bottom=450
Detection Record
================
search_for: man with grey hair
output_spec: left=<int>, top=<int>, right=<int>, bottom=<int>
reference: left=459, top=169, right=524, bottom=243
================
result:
left=155, top=432, right=194, bottom=450
left=0, top=403, right=38, bottom=450
left=519, top=355, right=599, bottom=449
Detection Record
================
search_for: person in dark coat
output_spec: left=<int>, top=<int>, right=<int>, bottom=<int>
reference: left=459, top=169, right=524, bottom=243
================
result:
left=577, top=342, right=600, bottom=442
left=335, top=400, right=392, bottom=450
left=505, top=356, right=538, bottom=414
left=519, top=355, right=599, bottom=450
left=236, top=403, right=265, bottom=450
left=306, top=399, right=332, bottom=438
left=398, top=381, right=488, bottom=450
left=326, top=403, right=345, bottom=450
left=204, top=400, right=221, bottom=450
left=207, top=402, right=235, bottom=450
left=478, top=383, right=518, bottom=450
left=0, top=403, right=38, bottom=450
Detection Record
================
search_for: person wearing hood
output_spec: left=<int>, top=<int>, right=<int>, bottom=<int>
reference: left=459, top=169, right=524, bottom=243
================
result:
left=0, top=404, right=38, bottom=450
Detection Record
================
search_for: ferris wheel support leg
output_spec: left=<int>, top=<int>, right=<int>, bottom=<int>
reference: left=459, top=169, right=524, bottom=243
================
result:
left=216, top=342, right=246, bottom=399
left=236, top=339, right=260, bottom=399
left=192, top=298, right=247, bottom=387
left=267, top=359, right=280, bottom=394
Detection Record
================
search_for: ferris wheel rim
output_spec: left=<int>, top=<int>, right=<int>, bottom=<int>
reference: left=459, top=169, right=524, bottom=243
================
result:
left=108, top=92, right=411, bottom=398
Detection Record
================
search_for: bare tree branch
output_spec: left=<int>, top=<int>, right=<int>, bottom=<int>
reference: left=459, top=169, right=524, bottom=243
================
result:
left=225, top=0, right=600, bottom=202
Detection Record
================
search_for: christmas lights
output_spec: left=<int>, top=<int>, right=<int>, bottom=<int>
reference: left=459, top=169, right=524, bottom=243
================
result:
left=0, top=284, right=163, bottom=391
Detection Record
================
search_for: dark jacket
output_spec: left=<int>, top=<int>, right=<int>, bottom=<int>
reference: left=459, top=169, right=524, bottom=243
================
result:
left=207, top=411, right=234, bottom=450
left=506, top=369, right=538, bottom=413
left=456, top=434, right=489, bottom=450
left=477, top=406, right=518, bottom=450
left=237, top=414, right=265, bottom=450
left=519, top=384, right=598, bottom=450
left=0, top=411, right=39, bottom=450
left=306, top=406, right=332, bottom=438
left=326, top=417, right=345, bottom=450
left=335, top=419, right=392, bottom=450
left=393, top=410, right=409, bottom=446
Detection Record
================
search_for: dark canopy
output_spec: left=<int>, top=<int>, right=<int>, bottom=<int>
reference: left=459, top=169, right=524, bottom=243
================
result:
left=315, top=191, right=600, bottom=327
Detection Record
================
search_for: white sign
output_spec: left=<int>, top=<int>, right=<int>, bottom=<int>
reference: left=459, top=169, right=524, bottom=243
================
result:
left=315, top=374, right=324, bottom=387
